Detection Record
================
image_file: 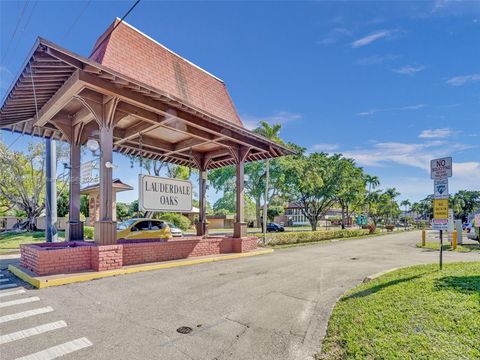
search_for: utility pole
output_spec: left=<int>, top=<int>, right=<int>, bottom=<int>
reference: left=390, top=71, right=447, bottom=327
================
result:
left=45, top=138, right=58, bottom=242
left=263, top=159, right=270, bottom=243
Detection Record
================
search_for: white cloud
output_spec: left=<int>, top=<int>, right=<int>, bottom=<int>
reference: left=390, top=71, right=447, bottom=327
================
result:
left=341, top=140, right=476, bottom=173
left=351, top=30, right=396, bottom=48
left=393, top=65, right=426, bottom=75
left=357, top=103, right=427, bottom=116
left=241, top=111, right=302, bottom=130
left=355, top=54, right=399, bottom=65
left=446, top=74, right=480, bottom=86
left=310, top=143, right=340, bottom=152
left=419, top=128, right=453, bottom=138
left=316, top=27, right=352, bottom=46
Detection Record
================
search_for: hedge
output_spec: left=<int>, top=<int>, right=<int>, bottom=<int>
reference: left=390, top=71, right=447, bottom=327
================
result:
left=256, top=229, right=370, bottom=246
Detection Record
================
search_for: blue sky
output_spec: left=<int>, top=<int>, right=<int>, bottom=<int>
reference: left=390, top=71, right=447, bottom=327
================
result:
left=1, top=0, right=479, bottom=205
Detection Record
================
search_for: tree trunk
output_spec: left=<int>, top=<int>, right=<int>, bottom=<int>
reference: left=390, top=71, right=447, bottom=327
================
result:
left=255, top=198, right=261, bottom=228
left=309, top=216, right=318, bottom=231
left=341, top=206, right=346, bottom=230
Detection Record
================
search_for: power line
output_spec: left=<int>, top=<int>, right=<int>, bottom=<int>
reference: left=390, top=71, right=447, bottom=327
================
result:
left=1, top=0, right=30, bottom=63
left=90, top=0, right=141, bottom=58
left=7, top=0, right=39, bottom=65
left=62, top=0, right=91, bottom=42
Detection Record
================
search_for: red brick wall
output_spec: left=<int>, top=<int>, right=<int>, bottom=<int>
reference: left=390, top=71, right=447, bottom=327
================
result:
left=20, top=242, right=93, bottom=276
left=122, top=237, right=233, bottom=266
left=20, top=237, right=258, bottom=275
left=91, top=245, right=122, bottom=271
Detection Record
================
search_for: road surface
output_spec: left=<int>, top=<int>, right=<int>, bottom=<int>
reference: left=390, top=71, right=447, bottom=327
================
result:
left=0, top=231, right=478, bottom=360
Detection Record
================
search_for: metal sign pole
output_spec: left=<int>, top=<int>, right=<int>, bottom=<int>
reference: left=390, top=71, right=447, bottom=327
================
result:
left=439, top=229, right=443, bottom=270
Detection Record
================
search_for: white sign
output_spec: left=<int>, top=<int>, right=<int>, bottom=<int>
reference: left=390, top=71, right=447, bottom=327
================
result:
left=430, top=157, right=452, bottom=180
left=81, top=161, right=98, bottom=184
left=139, top=174, right=192, bottom=212
left=432, top=218, right=448, bottom=230
left=433, top=179, right=449, bottom=199
left=447, top=209, right=454, bottom=232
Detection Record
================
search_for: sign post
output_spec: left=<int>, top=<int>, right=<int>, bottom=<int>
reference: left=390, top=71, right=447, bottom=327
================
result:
left=138, top=174, right=193, bottom=212
left=431, top=157, right=452, bottom=270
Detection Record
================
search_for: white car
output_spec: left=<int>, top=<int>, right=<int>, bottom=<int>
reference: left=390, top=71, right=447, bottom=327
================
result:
left=465, top=223, right=479, bottom=242
left=165, top=222, right=183, bottom=237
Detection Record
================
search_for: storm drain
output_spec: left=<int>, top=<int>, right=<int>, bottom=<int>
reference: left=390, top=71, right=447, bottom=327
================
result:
left=176, top=326, right=193, bottom=334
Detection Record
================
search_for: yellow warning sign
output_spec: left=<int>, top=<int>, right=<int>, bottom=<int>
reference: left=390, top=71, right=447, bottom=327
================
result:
left=434, top=199, right=448, bottom=219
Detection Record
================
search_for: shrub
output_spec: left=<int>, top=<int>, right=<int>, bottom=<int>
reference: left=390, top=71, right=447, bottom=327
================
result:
left=256, top=229, right=370, bottom=246
left=84, top=226, right=94, bottom=239
left=367, top=223, right=376, bottom=234
left=385, top=224, right=395, bottom=232
left=157, top=213, right=191, bottom=231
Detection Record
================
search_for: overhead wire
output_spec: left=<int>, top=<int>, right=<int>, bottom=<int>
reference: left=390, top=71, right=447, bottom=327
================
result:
left=62, top=0, right=91, bottom=41
left=1, top=0, right=30, bottom=63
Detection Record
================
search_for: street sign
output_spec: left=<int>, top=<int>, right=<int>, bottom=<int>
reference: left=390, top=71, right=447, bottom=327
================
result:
left=433, top=179, right=448, bottom=199
left=139, top=174, right=193, bottom=212
left=430, top=157, right=452, bottom=180
left=81, top=161, right=99, bottom=184
left=432, top=219, right=448, bottom=230
left=433, top=199, right=448, bottom=219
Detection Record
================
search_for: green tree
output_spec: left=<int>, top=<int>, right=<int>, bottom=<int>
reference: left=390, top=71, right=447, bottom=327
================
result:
left=80, top=195, right=89, bottom=217
left=335, top=159, right=366, bottom=229
left=116, top=202, right=129, bottom=221
left=451, top=191, right=480, bottom=221
left=400, top=199, right=411, bottom=229
left=282, top=152, right=345, bottom=231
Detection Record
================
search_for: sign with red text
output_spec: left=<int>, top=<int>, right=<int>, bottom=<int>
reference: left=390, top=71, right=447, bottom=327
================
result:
left=430, top=157, right=452, bottom=180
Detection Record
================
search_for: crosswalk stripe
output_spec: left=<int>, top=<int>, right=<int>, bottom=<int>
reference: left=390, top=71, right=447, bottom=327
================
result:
left=0, top=273, right=5, bottom=277
left=0, top=283, right=18, bottom=290
left=0, top=278, right=10, bottom=282
left=0, top=296, right=40, bottom=308
left=0, top=306, right=53, bottom=324
left=15, top=337, right=93, bottom=360
left=0, top=320, right=67, bottom=345
left=0, top=289, right=26, bottom=298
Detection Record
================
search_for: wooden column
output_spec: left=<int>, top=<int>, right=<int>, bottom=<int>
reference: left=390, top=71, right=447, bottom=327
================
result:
left=94, top=125, right=117, bottom=245
left=197, top=169, right=208, bottom=236
left=233, top=146, right=250, bottom=238
left=66, top=142, right=84, bottom=241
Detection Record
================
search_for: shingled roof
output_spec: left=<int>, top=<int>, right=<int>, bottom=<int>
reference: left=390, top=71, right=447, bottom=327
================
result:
left=90, top=19, right=242, bottom=127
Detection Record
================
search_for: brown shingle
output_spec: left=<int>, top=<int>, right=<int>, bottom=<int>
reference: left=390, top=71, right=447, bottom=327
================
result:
left=90, top=19, right=242, bottom=126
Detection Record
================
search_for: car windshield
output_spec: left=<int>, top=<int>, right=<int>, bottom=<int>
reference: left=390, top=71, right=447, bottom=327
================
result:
left=117, top=219, right=137, bottom=230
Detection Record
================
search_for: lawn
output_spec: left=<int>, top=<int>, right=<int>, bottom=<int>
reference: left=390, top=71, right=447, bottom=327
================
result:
left=0, top=231, right=65, bottom=253
left=417, top=241, right=480, bottom=253
left=318, top=262, right=480, bottom=360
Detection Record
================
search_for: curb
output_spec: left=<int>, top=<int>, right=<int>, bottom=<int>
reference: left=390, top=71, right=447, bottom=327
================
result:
left=8, top=248, right=274, bottom=289
left=363, top=267, right=399, bottom=283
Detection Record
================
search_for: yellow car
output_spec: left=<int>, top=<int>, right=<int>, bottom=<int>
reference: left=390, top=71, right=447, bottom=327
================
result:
left=116, top=218, right=172, bottom=240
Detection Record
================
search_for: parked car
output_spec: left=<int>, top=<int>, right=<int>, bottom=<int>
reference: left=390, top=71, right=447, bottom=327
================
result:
left=164, top=222, right=183, bottom=237
left=116, top=218, right=171, bottom=240
left=465, top=222, right=479, bottom=242
left=266, top=223, right=285, bottom=232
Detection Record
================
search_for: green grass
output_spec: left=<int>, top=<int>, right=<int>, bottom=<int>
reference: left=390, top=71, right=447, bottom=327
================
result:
left=318, top=262, right=480, bottom=360
left=0, top=231, right=65, bottom=253
left=417, top=241, right=480, bottom=253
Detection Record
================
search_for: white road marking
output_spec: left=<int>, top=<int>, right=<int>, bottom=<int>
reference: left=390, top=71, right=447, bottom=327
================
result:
left=0, top=306, right=53, bottom=324
left=0, top=283, right=18, bottom=290
left=0, top=289, right=25, bottom=298
left=15, top=337, right=93, bottom=360
left=0, top=321, right=67, bottom=345
left=0, top=296, right=40, bottom=308
left=0, top=278, right=10, bottom=282
left=0, top=273, right=5, bottom=276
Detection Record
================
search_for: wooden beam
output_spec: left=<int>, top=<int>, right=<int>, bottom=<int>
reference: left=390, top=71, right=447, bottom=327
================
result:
left=35, top=70, right=84, bottom=126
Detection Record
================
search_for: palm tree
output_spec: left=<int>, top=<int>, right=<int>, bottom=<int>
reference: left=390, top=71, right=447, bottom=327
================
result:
left=364, top=174, right=380, bottom=222
left=400, top=199, right=411, bottom=229
left=253, top=121, right=283, bottom=239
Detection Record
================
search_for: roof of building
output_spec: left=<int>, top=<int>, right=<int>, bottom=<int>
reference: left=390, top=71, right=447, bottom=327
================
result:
left=90, top=19, right=242, bottom=127
left=80, top=178, right=133, bottom=194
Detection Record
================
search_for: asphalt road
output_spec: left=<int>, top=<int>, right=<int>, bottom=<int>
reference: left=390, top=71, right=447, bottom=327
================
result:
left=1, top=231, right=478, bottom=360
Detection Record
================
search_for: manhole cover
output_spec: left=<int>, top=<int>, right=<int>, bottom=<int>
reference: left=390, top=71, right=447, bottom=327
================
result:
left=176, top=326, right=193, bottom=334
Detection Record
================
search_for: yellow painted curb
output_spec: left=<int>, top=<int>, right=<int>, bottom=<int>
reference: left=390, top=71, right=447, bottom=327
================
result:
left=8, top=248, right=274, bottom=289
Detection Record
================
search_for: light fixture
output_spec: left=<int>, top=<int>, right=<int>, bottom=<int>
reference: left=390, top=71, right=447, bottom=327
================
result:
left=86, top=138, right=100, bottom=153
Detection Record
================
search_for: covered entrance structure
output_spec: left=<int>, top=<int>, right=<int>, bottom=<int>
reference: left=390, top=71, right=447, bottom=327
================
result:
left=0, top=19, right=293, bottom=275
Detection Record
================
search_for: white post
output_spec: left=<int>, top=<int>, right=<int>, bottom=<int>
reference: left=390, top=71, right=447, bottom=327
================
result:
left=45, top=138, right=58, bottom=242
left=263, top=159, right=269, bottom=242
